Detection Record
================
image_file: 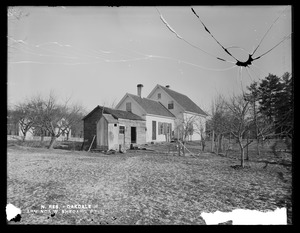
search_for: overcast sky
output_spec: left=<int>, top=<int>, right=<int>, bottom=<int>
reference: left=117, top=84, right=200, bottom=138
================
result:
left=8, top=6, right=292, bottom=114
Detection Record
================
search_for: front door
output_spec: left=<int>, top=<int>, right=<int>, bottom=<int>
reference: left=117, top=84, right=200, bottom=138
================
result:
left=131, top=127, right=136, bottom=143
left=152, top=121, right=156, bottom=140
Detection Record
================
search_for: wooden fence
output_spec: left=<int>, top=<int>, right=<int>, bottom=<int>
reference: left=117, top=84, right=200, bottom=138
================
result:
left=7, top=135, right=83, bottom=142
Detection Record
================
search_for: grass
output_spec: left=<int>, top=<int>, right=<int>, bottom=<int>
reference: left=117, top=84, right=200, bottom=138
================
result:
left=7, top=140, right=83, bottom=151
left=7, top=143, right=292, bottom=225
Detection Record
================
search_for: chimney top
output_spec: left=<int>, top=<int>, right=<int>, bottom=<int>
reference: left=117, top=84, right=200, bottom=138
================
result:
left=137, top=84, right=143, bottom=97
left=165, top=85, right=170, bottom=88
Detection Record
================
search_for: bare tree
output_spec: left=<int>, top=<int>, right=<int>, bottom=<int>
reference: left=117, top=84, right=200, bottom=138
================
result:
left=194, top=116, right=206, bottom=151
left=208, top=95, right=230, bottom=155
left=174, top=114, right=197, bottom=155
left=223, top=94, right=254, bottom=167
left=12, top=101, right=37, bottom=141
left=176, top=115, right=198, bottom=141
left=28, top=92, right=84, bottom=149
left=62, top=104, right=85, bottom=140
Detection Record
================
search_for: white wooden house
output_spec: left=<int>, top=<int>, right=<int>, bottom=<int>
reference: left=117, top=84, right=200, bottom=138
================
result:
left=115, top=84, right=207, bottom=143
left=115, top=85, right=176, bottom=143
left=147, top=84, right=208, bottom=141
left=84, top=84, right=208, bottom=149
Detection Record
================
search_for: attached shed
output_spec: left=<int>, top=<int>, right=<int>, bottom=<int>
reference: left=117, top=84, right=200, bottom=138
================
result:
left=97, top=114, right=119, bottom=151
left=83, top=105, right=146, bottom=151
left=97, top=114, right=146, bottom=151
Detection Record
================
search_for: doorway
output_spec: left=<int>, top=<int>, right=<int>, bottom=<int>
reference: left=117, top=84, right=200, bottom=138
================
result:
left=152, top=121, right=156, bottom=140
left=131, top=127, right=136, bottom=143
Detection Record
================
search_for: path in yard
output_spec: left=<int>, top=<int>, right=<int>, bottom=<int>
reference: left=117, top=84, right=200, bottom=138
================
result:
left=7, top=146, right=292, bottom=225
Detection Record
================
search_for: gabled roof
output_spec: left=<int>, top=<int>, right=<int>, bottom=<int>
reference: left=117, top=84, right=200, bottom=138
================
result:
left=102, top=114, right=118, bottom=123
left=128, top=94, right=175, bottom=118
left=82, top=105, right=144, bottom=121
left=107, top=107, right=145, bottom=121
left=156, top=85, right=208, bottom=116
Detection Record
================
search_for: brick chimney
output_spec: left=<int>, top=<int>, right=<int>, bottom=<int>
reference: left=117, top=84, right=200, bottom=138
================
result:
left=137, top=84, right=143, bottom=97
left=165, top=85, right=170, bottom=89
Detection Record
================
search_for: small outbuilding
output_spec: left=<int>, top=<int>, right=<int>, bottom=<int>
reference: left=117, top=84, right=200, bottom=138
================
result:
left=82, top=106, right=146, bottom=151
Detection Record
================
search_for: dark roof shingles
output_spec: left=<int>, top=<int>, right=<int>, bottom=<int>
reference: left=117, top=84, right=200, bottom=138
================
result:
left=159, top=85, right=208, bottom=116
left=83, top=106, right=144, bottom=121
left=129, top=94, right=175, bottom=118
left=105, top=108, right=145, bottom=121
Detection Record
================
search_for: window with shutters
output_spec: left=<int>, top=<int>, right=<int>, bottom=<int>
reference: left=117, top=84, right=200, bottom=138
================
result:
left=158, top=122, right=164, bottom=135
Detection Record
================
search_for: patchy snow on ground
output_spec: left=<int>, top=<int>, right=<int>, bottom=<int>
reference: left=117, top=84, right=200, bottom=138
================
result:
left=201, top=208, right=287, bottom=225
left=6, top=203, right=21, bottom=221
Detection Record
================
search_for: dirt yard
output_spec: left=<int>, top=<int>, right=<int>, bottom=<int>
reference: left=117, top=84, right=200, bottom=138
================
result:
left=7, top=144, right=292, bottom=225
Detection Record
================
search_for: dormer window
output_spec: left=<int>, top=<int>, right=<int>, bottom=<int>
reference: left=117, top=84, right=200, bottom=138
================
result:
left=168, top=100, right=174, bottom=110
left=126, top=102, right=132, bottom=112
left=157, top=93, right=161, bottom=99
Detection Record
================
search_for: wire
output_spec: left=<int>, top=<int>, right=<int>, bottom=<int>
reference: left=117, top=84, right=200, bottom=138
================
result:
left=225, top=46, right=251, bottom=55
left=9, top=44, right=79, bottom=60
left=150, top=54, right=237, bottom=71
left=251, top=6, right=289, bottom=56
left=120, top=47, right=237, bottom=71
left=155, top=7, right=235, bottom=64
left=8, top=37, right=80, bottom=59
left=190, top=7, right=291, bottom=68
left=191, top=7, right=239, bottom=62
left=253, top=33, right=292, bottom=60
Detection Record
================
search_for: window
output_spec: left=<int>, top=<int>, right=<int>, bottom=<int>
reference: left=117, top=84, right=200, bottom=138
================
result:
left=119, top=126, right=125, bottom=134
left=158, top=122, right=164, bottom=135
left=126, top=102, right=131, bottom=112
left=168, top=101, right=174, bottom=109
left=114, top=124, right=117, bottom=127
left=157, top=93, right=161, bottom=99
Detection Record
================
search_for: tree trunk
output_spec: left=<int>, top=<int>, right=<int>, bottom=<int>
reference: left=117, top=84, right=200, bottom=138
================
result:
left=200, top=136, right=202, bottom=151
left=41, top=129, right=44, bottom=142
left=254, top=100, right=260, bottom=156
left=226, top=133, right=232, bottom=157
left=211, top=130, right=215, bottom=153
left=201, top=136, right=206, bottom=152
left=22, top=132, right=26, bottom=142
left=218, top=134, right=223, bottom=153
left=48, top=136, right=56, bottom=149
left=256, top=138, right=260, bottom=156
left=246, top=134, right=249, bottom=160
left=182, top=141, right=185, bottom=156
left=216, top=134, right=220, bottom=155
left=239, top=140, right=245, bottom=168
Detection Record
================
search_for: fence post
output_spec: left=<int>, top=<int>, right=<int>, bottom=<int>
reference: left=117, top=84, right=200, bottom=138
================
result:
left=177, top=141, right=181, bottom=156
left=211, top=130, right=215, bottom=153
